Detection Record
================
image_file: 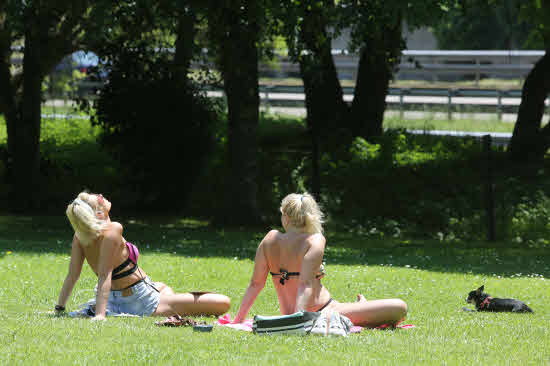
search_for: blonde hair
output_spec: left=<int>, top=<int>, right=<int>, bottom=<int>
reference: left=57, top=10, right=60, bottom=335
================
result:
left=65, top=192, right=108, bottom=246
left=280, top=192, right=324, bottom=234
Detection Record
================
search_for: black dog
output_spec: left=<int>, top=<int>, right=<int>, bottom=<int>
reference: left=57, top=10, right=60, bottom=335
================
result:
left=466, top=285, right=533, bottom=313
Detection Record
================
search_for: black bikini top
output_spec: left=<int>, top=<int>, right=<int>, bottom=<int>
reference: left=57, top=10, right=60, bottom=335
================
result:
left=270, top=270, right=300, bottom=285
left=112, top=258, right=138, bottom=280
left=270, top=263, right=326, bottom=285
left=112, top=242, right=139, bottom=280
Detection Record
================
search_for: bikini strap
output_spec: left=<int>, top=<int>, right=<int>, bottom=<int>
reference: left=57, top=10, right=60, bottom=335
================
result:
left=112, top=264, right=138, bottom=280
left=270, top=270, right=300, bottom=285
left=112, top=258, right=132, bottom=275
left=112, top=258, right=139, bottom=280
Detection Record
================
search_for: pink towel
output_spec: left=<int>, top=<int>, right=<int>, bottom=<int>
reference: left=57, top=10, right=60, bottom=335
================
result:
left=217, top=314, right=254, bottom=332
left=375, top=321, right=415, bottom=330
left=217, top=314, right=414, bottom=333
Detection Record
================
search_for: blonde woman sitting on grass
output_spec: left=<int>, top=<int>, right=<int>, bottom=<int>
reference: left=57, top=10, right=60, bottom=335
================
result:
left=233, top=192, right=407, bottom=327
left=55, top=191, right=230, bottom=321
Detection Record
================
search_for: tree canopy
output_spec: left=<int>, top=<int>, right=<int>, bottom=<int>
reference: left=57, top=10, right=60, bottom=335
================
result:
left=3, top=0, right=550, bottom=213
left=433, top=0, right=536, bottom=49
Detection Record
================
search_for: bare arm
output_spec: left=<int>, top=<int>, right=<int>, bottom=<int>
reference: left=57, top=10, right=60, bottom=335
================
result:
left=295, top=234, right=326, bottom=312
left=56, top=235, right=85, bottom=310
left=93, top=228, right=120, bottom=320
left=233, top=234, right=271, bottom=323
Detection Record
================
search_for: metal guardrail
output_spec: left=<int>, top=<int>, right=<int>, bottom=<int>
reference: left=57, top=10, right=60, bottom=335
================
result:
left=75, top=81, right=536, bottom=121
left=386, top=87, right=525, bottom=120
left=260, top=58, right=536, bottom=82
left=261, top=50, right=546, bottom=83
left=253, top=85, right=530, bottom=121
left=256, top=84, right=523, bottom=97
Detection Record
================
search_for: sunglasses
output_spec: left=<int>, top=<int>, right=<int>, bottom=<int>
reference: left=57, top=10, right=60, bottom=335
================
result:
left=95, top=193, right=105, bottom=206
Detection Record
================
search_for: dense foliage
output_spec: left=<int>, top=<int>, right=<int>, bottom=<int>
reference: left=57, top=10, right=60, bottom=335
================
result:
left=83, top=49, right=220, bottom=210
left=0, top=0, right=107, bottom=208
left=189, top=116, right=550, bottom=245
left=433, top=0, right=536, bottom=49
left=2, top=113, right=550, bottom=245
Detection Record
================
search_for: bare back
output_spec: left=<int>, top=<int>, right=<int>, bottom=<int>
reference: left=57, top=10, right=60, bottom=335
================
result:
left=261, top=229, right=331, bottom=314
left=78, top=221, right=147, bottom=290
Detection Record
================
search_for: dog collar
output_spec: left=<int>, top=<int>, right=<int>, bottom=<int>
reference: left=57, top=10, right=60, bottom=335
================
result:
left=480, top=297, right=492, bottom=309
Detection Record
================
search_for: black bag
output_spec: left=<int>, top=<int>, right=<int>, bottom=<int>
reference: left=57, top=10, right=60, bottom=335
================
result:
left=253, top=311, right=320, bottom=335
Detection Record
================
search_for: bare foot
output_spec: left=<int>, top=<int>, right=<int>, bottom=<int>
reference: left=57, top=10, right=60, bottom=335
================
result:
left=356, top=294, right=367, bottom=303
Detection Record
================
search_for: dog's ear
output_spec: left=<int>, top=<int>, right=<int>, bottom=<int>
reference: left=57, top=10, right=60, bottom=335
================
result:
left=476, top=285, right=484, bottom=294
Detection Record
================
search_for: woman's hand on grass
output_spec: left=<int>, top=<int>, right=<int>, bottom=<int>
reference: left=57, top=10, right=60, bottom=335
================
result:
left=91, top=315, right=106, bottom=321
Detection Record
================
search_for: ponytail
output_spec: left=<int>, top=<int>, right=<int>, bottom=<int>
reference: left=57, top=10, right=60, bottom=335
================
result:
left=66, top=192, right=107, bottom=246
left=281, top=192, right=324, bottom=234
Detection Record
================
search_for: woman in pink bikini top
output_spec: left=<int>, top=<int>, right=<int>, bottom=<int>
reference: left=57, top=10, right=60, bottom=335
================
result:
left=55, top=191, right=230, bottom=320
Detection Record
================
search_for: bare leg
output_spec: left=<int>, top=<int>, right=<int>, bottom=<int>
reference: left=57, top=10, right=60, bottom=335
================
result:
left=153, top=292, right=231, bottom=317
left=329, top=295, right=408, bottom=328
left=154, top=282, right=175, bottom=295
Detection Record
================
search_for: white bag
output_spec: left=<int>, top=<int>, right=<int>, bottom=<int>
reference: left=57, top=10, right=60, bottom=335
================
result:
left=310, top=310, right=354, bottom=337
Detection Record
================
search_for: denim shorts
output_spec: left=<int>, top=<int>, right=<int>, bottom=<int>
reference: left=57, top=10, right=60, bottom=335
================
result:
left=108, top=276, right=161, bottom=316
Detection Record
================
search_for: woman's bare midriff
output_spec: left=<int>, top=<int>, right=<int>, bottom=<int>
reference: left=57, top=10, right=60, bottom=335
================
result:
left=80, top=229, right=147, bottom=290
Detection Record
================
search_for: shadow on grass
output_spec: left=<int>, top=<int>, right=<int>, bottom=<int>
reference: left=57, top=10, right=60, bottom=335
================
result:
left=1, top=215, right=549, bottom=279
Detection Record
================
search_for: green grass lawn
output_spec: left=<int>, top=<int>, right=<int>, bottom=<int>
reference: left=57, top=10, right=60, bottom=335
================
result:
left=383, top=116, right=515, bottom=133
left=1, top=215, right=548, bottom=365
left=261, top=77, right=524, bottom=90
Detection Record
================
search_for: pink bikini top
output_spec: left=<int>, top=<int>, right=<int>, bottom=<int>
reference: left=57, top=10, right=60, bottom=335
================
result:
left=111, top=242, right=140, bottom=280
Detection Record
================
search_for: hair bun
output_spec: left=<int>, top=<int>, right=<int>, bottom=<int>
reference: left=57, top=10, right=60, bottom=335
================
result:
left=281, top=192, right=324, bottom=234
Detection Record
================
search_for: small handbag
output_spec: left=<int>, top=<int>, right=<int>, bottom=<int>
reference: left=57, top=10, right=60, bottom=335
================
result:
left=253, top=311, right=320, bottom=335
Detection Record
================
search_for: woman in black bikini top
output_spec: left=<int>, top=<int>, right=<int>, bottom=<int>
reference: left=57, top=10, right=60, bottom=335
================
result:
left=232, top=192, right=408, bottom=327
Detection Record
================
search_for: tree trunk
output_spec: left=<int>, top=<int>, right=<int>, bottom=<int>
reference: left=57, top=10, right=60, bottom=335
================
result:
left=217, top=8, right=262, bottom=225
left=350, top=46, right=392, bottom=138
left=299, top=14, right=348, bottom=133
left=297, top=10, right=349, bottom=198
left=0, top=40, right=18, bottom=168
left=509, top=50, right=550, bottom=161
left=11, top=34, right=44, bottom=209
left=174, top=9, right=197, bottom=83
left=299, top=49, right=348, bottom=199
left=350, top=22, right=402, bottom=139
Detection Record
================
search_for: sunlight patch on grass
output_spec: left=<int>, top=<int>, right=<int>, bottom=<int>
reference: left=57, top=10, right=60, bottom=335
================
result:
left=384, top=116, right=515, bottom=133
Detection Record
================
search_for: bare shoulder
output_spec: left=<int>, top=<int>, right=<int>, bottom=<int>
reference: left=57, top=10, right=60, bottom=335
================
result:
left=307, top=232, right=325, bottom=244
left=102, top=221, right=123, bottom=242
left=257, top=230, right=281, bottom=252
left=305, top=233, right=326, bottom=249
left=263, top=229, right=282, bottom=243
left=111, top=221, right=123, bottom=232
